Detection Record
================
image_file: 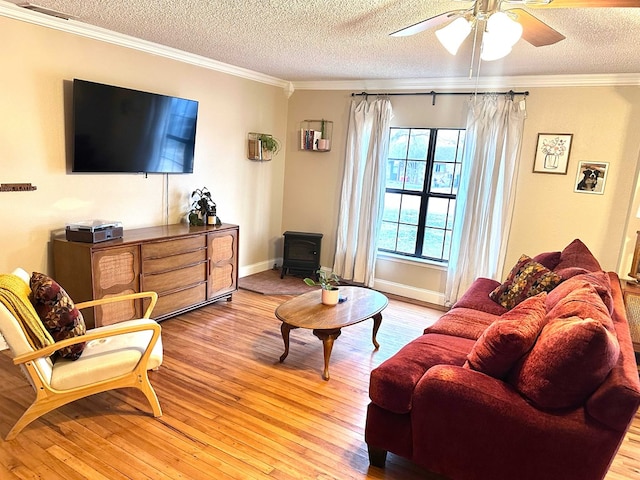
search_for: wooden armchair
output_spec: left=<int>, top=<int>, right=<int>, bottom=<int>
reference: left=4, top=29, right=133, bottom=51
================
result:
left=0, top=269, right=163, bottom=440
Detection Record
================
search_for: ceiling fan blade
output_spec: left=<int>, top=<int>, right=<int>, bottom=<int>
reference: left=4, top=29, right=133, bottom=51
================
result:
left=510, top=8, right=566, bottom=46
left=390, top=10, right=466, bottom=37
left=531, top=0, right=640, bottom=7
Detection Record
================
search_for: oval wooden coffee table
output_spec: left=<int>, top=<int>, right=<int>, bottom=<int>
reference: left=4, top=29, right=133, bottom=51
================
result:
left=275, top=286, right=388, bottom=380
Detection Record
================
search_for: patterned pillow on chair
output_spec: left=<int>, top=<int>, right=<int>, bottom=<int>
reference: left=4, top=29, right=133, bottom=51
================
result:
left=30, top=272, right=86, bottom=360
left=490, top=255, right=562, bottom=310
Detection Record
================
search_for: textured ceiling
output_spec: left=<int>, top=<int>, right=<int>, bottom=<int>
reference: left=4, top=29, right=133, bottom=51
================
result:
left=4, top=0, right=640, bottom=83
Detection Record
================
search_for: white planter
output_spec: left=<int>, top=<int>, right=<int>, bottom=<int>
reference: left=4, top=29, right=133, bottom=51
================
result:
left=316, top=138, right=331, bottom=151
left=321, top=288, right=339, bottom=306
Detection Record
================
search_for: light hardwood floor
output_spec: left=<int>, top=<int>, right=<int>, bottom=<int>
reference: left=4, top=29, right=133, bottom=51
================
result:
left=0, top=289, right=638, bottom=479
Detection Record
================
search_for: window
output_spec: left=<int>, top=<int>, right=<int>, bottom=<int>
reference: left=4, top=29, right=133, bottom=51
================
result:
left=379, top=128, right=465, bottom=262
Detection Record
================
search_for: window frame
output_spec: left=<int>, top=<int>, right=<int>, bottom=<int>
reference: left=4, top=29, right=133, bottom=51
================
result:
left=379, top=127, right=464, bottom=263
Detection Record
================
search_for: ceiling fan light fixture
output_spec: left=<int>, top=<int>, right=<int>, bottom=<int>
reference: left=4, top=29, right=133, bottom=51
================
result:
left=480, top=11, right=523, bottom=61
left=435, top=17, right=472, bottom=55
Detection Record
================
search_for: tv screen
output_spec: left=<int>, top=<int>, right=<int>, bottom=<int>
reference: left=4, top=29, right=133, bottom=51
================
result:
left=72, top=79, right=198, bottom=173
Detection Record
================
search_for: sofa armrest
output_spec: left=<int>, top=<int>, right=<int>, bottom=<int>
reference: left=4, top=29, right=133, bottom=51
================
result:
left=411, top=364, right=622, bottom=480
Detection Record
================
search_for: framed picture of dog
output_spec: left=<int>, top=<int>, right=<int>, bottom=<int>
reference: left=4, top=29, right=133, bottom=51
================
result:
left=574, top=161, right=609, bottom=195
left=532, top=133, right=573, bottom=174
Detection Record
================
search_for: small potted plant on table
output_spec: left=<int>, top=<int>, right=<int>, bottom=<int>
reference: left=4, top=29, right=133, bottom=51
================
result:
left=304, top=270, right=341, bottom=306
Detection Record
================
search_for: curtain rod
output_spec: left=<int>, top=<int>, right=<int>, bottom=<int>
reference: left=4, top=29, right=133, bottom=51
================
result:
left=351, top=90, right=529, bottom=106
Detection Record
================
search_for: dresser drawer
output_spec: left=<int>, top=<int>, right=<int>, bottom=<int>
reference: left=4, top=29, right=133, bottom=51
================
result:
left=151, top=283, right=207, bottom=318
left=142, top=262, right=206, bottom=294
left=143, top=248, right=206, bottom=275
left=142, top=235, right=206, bottom=259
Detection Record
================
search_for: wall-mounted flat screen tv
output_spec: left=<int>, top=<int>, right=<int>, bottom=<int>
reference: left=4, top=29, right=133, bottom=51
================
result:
left=72, top=79, right=198, bottom=174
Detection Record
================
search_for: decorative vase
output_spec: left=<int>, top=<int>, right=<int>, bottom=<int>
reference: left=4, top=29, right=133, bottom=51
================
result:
left=544, top=153, right=559, bottom=169
left=321, top=288, right=340, bottom=306
left=317, top=138, right=331, bottom=151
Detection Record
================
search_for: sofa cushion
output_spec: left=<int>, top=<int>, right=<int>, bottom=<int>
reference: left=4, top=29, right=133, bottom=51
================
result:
left=369, top=333, right=476, bottom=414
left=532, top=251, right=562, bottom=270
left=451, top=277, right=508, bottom=316
left=465, top=293, right=547, bottom=379
left=553, top=239, right=602, bottom=276
left=425, top=308, right=500, bottom=341
left=30, top=272, right=86, bottom=360
left=546, top=283, right=615, bottom=333
left=489, top=254, right=562, bottom=310
left=509, top=316, right=620, bottom=410
left=548, top=271, right=613, bottom=314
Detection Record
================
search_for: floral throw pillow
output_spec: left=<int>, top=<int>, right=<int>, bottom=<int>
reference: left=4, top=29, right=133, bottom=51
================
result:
left=489, top=255, right=562, bottom=310
left=30, top=272, right=86, bottom=360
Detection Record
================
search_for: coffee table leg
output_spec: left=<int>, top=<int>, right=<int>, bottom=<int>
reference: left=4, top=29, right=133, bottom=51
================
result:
left=280, top=322, right=295, bottom=363
left=372, top=313, right=382, bottom=350
left=313, top=328, right=342, bottom=381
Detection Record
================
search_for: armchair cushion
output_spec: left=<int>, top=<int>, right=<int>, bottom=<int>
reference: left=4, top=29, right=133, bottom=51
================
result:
left=489, top=255, right=562, bottom=309
left=464, top=293, right=547, bottom=379
left=50, top=319, right=163, bottom=390
left=30, top=272, right=86, bottom=360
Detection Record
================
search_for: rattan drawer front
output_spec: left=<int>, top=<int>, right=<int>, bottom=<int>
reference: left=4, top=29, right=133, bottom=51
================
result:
left=142, top=235, right=206, bottom=259
left=142, top=263, right=206, bottom=293
left=153, top=283, right=207, bottom=317
left=143, top=249, right=206, bottom=275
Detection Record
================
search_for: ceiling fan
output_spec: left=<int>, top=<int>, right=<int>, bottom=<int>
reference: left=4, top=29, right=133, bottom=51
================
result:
left=391, top=0, right=640, bottom=61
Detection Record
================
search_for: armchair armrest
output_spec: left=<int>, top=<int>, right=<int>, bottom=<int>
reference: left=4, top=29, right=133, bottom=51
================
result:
left=75, top=291, right=158, bottom=319
left=13, top=319, right=161, bottom=366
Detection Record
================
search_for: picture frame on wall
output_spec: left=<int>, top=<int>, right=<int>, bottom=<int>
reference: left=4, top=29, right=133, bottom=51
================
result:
left=574, top=161, right=609, bottom=195
left=532, top=133, right=573, bottom=174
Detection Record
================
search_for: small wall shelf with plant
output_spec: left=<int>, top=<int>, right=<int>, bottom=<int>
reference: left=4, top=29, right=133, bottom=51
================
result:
left=247, top=132, right=280, bottom=161
left=300, top=119, right=333, bottom=152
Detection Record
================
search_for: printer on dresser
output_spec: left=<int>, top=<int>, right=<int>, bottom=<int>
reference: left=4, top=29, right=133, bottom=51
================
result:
left=53, top=223, right=238, bottom=328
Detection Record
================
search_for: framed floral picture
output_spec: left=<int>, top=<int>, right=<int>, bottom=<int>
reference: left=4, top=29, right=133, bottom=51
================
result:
left=574, top=161, right=609, bottom=195
left=532, top=133, right=573, bottom=174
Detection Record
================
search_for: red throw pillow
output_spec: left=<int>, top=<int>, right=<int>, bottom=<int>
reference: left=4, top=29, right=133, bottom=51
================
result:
left=546, top=283, right=614, bottom=333
left=509, top=316, right=620, bottom=410
left=465, top=293, right=547, bottom=379
left=532, top=251, right=561, bottom=270
left=553, top=239, right=602, bottom=274
left=490, top=255, right=562, bottom=310
left=30, top=272, right=86, bottom=360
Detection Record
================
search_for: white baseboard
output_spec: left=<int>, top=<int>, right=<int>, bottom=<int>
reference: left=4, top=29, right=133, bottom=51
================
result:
left=239, top=261, right=445, bottom=306
left=372, top=278, right=446, bottom=306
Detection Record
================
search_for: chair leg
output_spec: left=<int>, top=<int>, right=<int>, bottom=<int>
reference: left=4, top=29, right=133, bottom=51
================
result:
left=137, top=373, right=162, bottom=417
left=367, top=445, right=388, bottom=468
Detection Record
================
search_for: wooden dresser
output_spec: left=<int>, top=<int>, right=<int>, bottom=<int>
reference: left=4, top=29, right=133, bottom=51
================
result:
left=53, top=223, right=238, bottom=327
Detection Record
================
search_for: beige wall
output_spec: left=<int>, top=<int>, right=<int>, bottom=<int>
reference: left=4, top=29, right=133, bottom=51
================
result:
left=285, top=87, right=640, bottom=303
left=0, top=16, right=289, bottom=276
left=3, top=13, right=640, bottom=305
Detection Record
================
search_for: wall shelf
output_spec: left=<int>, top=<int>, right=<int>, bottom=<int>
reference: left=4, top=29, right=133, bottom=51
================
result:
left=300, top=119, right=332, bottom=152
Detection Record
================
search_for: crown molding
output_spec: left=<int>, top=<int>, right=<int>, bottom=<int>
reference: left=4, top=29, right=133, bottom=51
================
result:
left=3, top=2, right=639, bottom=94
left=291, top=73, right=640, bottom=92
left=0, top=2, right=290, bottom=90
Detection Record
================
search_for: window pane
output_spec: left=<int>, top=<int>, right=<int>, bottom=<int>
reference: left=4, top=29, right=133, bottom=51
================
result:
left=452, top=163, right=462, bottom=195
left=399, top=194, right=420, bottom=224
left=379, top=221, right=398, bottom=250
left=425, top=197, right=449, bottom=229
left=389, top=129, right=410, bottom=158
left=444, top=230, right=452, bottom=261
left=403, top=161, right=426, bottom=191
left=386, top=160, right=405, bottom=189
left=434, top=130, right=461, bottom=162
left=456, top=131, right=466, bottom=162
left=423, top=227, right=445, bottom=259
left=382, top=192, right=401, bottom=222
left=407, top=129, right=429, bottom=160
left=430, top=162, right=455, bottom=194
left=447, top=199, right=456, bottom=229
left=397, top=224, right=417, bottom=254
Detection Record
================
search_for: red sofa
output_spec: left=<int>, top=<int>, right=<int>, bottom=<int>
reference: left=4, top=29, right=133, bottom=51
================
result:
left=365, top=240, right=640, bottom=480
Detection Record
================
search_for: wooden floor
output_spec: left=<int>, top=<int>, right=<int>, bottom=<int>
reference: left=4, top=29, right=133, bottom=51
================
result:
left=0, top=289, right=639, bottom=479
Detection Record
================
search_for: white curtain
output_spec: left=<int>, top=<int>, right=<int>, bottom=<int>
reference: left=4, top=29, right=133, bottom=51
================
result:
left=445, top=94, right=527, bottom=305
left=333, top=97, right=393, bottom=287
